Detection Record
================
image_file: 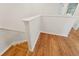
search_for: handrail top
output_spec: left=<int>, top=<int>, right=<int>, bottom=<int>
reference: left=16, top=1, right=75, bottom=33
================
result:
left=22, top=15, right=79, bottom=22
left=22, top=15, right=40, bottom=22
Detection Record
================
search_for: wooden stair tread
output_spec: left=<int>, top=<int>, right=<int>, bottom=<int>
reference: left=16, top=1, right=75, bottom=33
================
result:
left=2, top=42, right=29, bottom=56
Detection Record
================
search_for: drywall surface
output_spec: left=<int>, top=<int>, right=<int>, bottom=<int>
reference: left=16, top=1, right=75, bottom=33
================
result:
left=73, top=4, right=79, bottom=30
left=0, top=3, right=63, bottom=32
left=41, top=16, right=76, bottom=37
left=73, top=19, right=79, bottom=30
left=23, top=15, right=40, bottom=51
left=23, top=15, right=77, bottom=51
left=0, top=29, right=25, bottom=54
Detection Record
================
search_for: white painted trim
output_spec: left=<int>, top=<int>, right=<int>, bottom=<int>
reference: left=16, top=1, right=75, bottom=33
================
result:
left=29, top=32, right=40, bottom=52
left=42, top=15, right=79, bottom=18
left=22, top=15, right=41, bottom=52
left=41, top=31, right=68, bottom=37
left=23, top=15, right=41, bottom=22
left=0, top=27, right=25, bottom=33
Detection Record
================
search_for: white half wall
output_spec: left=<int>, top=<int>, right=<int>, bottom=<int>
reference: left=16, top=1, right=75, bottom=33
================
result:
left=73, top=19, right=79, bottom=30
left=22, top=15, right=77, bottom=51
left=73, top=4, right=79, bottom=30
left=41, top=16, right=77, bottom=37
left=23, top=15, right=40, bottom=51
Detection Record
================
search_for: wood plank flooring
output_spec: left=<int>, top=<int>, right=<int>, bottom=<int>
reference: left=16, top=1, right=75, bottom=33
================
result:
left=2, top=42, right=28, bottom=56
left=2, top=28, right=79, bottom=56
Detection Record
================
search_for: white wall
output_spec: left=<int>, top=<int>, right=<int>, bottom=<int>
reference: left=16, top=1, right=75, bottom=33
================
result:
left=40, top=3, right=63, bottom=16
left=23, top=15, right=40, bottom=51
left=73, top=4, right=79, bottom=30
left=0, top=3, right=78, bottom=53
left=22, top=15, right=77, bottom=51
left=0, top=3, right=63, bottom=32
left=41, top=16, right=77, bottom=37
left=0, top=29, right=25, bottom=54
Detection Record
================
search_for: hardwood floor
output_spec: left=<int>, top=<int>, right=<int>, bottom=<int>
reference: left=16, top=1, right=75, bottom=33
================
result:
left=2, top=28, right=79, bottom=56
left=2, top=42, right=28, bottom=56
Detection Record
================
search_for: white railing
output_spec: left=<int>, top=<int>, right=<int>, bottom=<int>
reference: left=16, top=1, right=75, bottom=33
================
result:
left=0, top=15, right=77, bottom=55
left=23, top=15, right=77, bottom=51
left=41, top=15, right=77, bottom=37
left=23, top=15, right=41, bottom=51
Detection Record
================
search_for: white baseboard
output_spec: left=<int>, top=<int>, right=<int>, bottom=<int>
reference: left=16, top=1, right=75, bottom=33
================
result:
left=0, top=26, right=25, bottom=33
left=29, top=32, right=40, bottom=52
left=41, top=31, right=68, bottom=37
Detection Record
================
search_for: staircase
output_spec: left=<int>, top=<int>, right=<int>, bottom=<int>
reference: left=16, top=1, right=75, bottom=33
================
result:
left=2, top=41, right=30, bottom=56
